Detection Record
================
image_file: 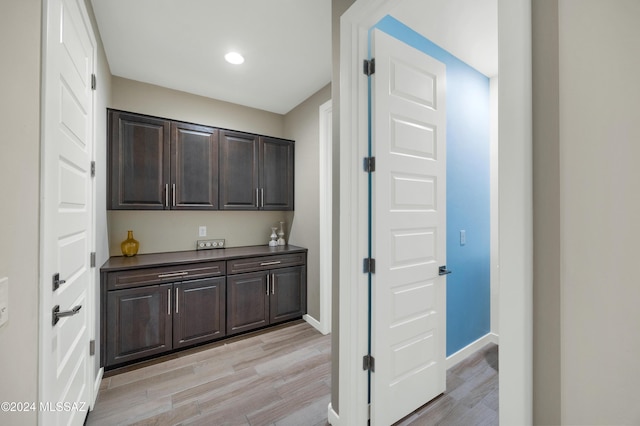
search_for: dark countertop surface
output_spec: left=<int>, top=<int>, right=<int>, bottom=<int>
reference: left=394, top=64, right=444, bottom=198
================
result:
left=101, top=244, right=307, bottom=272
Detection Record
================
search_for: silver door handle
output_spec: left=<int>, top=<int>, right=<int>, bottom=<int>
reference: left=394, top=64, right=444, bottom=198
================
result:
left=266, top=274, right=270, bottom=295
left=168, top=288, right=171, bottom=315
left=271, top=273, right=275, bottom=294
left=261, top=188, right=264, bottom=208
left=175, top=288, right=179, bottom=313
left=172, top=183, right=176, bottom=207
left=439, top=265, right=452, bottom=276
left=256, top=188, right=259, bottom=207
left=52, top=305, right=81, bottom=326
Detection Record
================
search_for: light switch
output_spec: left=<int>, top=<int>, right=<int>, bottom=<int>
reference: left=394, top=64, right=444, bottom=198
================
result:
left=199, top=226, right=207, bottom=237
left=460, top=230, right=466, bottom=246
left=0, top=277, right=8, bottom=327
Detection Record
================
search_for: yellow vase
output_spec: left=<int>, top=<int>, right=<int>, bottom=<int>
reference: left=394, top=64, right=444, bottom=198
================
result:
left=121, top=230, right=139, bottom=257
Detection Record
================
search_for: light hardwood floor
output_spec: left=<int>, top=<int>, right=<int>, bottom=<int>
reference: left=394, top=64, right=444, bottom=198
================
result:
left=88, top=320, right=497, bottom=426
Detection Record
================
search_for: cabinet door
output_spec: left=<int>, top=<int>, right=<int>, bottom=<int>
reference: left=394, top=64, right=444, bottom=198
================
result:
left=226, top=271, right=269, bottom=335
left=270, top=266, right=306, bottom=324
left=108, top=110, right=170, bottom=210
left=219, top=130, right=259, bottom=210
left=260, top=137, right=294, bottom=210
left=106, top=284, right=172, bottom=367
left=171, top=122, right=219, bottom=210
left=173, top=277, right=226, bottom=348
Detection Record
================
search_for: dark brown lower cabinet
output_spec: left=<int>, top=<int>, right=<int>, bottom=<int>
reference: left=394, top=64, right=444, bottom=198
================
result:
left=227, top=266, right=306, bottom=336
left=106, top=283, right=172, bottom=367
left=106, top=278, right=225, bottom=367
left=173, top=277, right=225, bottom=348
left=101, top=246, right=307, bottom=369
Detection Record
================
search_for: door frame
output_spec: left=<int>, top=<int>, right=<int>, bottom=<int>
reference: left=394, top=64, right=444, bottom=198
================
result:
left=334, top=0, right=532, bottom=425
left=318, top=99, right=333, bottom=335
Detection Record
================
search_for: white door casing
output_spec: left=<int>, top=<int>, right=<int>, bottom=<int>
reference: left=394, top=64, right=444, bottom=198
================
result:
left=40, top=0, right=95, bottom=424
left=370, top=29, right=447, bottom=425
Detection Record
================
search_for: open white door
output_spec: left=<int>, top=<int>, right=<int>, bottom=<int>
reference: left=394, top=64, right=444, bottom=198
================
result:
left=370, top=29, right=447, bottom=425
left=40, top=0, right=95, bottom=423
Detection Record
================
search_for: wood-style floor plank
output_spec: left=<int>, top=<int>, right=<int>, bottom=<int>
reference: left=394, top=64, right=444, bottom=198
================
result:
left=88, top=320, right=497, bottom=426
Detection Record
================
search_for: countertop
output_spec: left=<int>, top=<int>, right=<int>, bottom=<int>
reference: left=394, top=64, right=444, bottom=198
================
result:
left=100, top=244, right=308, bottom=272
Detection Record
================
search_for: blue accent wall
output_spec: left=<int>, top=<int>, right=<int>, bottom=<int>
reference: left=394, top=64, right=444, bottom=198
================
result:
left=374, top=16, right=491, bottom=356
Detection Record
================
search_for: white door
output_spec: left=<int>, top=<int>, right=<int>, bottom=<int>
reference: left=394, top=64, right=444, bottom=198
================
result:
left=40, top=0, right=95, bottom=423
left=370, top=29, right=447, bottom=425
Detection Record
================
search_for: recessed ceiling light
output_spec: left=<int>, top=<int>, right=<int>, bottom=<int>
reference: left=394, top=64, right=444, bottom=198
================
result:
left=225, top=52, right=244, bottom=65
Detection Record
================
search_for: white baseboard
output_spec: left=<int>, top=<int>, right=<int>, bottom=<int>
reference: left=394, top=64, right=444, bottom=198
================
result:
left=91, top=367, right=104, bottom=410
left=327, top=402, right=340, bottom=425
left=446, top=332, right=499, bottom=370
left=303, top=314, right=330, bottom=335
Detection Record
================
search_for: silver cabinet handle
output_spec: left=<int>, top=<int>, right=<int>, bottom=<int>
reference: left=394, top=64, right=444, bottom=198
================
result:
left=167, top=288, right=171, bottom=315
left=158, top=271, right=188, bottom=279
left=172, top=183, right=176, bottom=207
left=165, top=184, right=169, bottom=207
left=266, top=274, right=270, bottom=295
left=261, top=188, right=264, bottom=208
left=271, top=273, right=275, bottom=295
left=175, top=288, right=179, bottom=313
left=256, top=188, right=259, bottom=207
left=260, top=261, right=281, bottom=266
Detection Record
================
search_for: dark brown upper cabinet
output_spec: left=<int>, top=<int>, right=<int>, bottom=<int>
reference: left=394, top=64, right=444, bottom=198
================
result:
left=108, top=110, right=219, bottom=210
left=108, top=109, right=293, bottom=211
left=219, top=130, right=294, bottom=211
left=108, top=110, right=170, bottom=210
left=171, top=121, right=219, bottom=210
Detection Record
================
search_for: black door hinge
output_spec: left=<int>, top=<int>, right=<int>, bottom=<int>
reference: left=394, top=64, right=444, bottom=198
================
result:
left=363, top=354, right=375, bottom=372
left=90, top=161, right=96, bottom=177
left=363, top=58, right=375, bottom=76
left=91, top=73, right=97, bottom=90
left=90, top=252, right=96, bottom=268
left=363, top=156, right=375, bottom=172
left=363, top=258, right=376, bottom=274
left=89, top=339, right=96, bottom=356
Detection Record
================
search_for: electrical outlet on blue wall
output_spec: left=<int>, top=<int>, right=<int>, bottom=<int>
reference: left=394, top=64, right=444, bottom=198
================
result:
left=460, top=230, right=466, bottom=245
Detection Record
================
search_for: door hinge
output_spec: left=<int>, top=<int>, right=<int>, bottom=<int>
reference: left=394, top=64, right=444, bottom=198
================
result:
left=363, top=156, right=375, bottom=172
left=89, top=339, right=96, bottom=356
left=363, top=258, right=376, bottom=274
left=91, top=73, right=97, bottom=90
left=90, top=252, right=96, bottom=268
left=363, top=58, right=375, bottom=76
left=363, top=354, right=375, bottom=372
left=90, top=161, right=96, bottom=177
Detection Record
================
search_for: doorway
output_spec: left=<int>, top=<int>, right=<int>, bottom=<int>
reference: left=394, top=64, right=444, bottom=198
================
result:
left=335, top=0, right=532, bottom=425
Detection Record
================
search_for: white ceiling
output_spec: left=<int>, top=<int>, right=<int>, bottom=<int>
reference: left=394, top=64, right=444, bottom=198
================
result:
left=91, top=0, right=496, bottom=115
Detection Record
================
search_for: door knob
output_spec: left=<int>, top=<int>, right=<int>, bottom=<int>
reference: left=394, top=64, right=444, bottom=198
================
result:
left=439, top=266, right=452, bottom=276
left=52, top=305, right=82, bottom=326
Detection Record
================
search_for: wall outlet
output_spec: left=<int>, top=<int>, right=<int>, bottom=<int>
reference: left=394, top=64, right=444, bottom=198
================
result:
left=196, top=239, right=225, bottom=250
left=0, top=277, right=8, bottom=328
left=199, top=226, right=207, bottom=237
left=460, top=230, right=466, bottom=246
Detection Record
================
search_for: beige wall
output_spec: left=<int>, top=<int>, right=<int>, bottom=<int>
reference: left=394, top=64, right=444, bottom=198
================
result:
left=533, top=1, right=640, bottom=424
left=532, top=0, right=561, bottom=423
left=284, top=83, right=332, bottom=321
left=107, top=77, right=294, bottom=255
left=0, top=1, right=41, bottom=424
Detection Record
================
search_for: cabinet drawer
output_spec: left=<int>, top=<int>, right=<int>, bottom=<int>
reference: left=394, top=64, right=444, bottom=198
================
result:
left=227, top=253, right=306, bottom=275
left=107, top=261, right=225, bottom=290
